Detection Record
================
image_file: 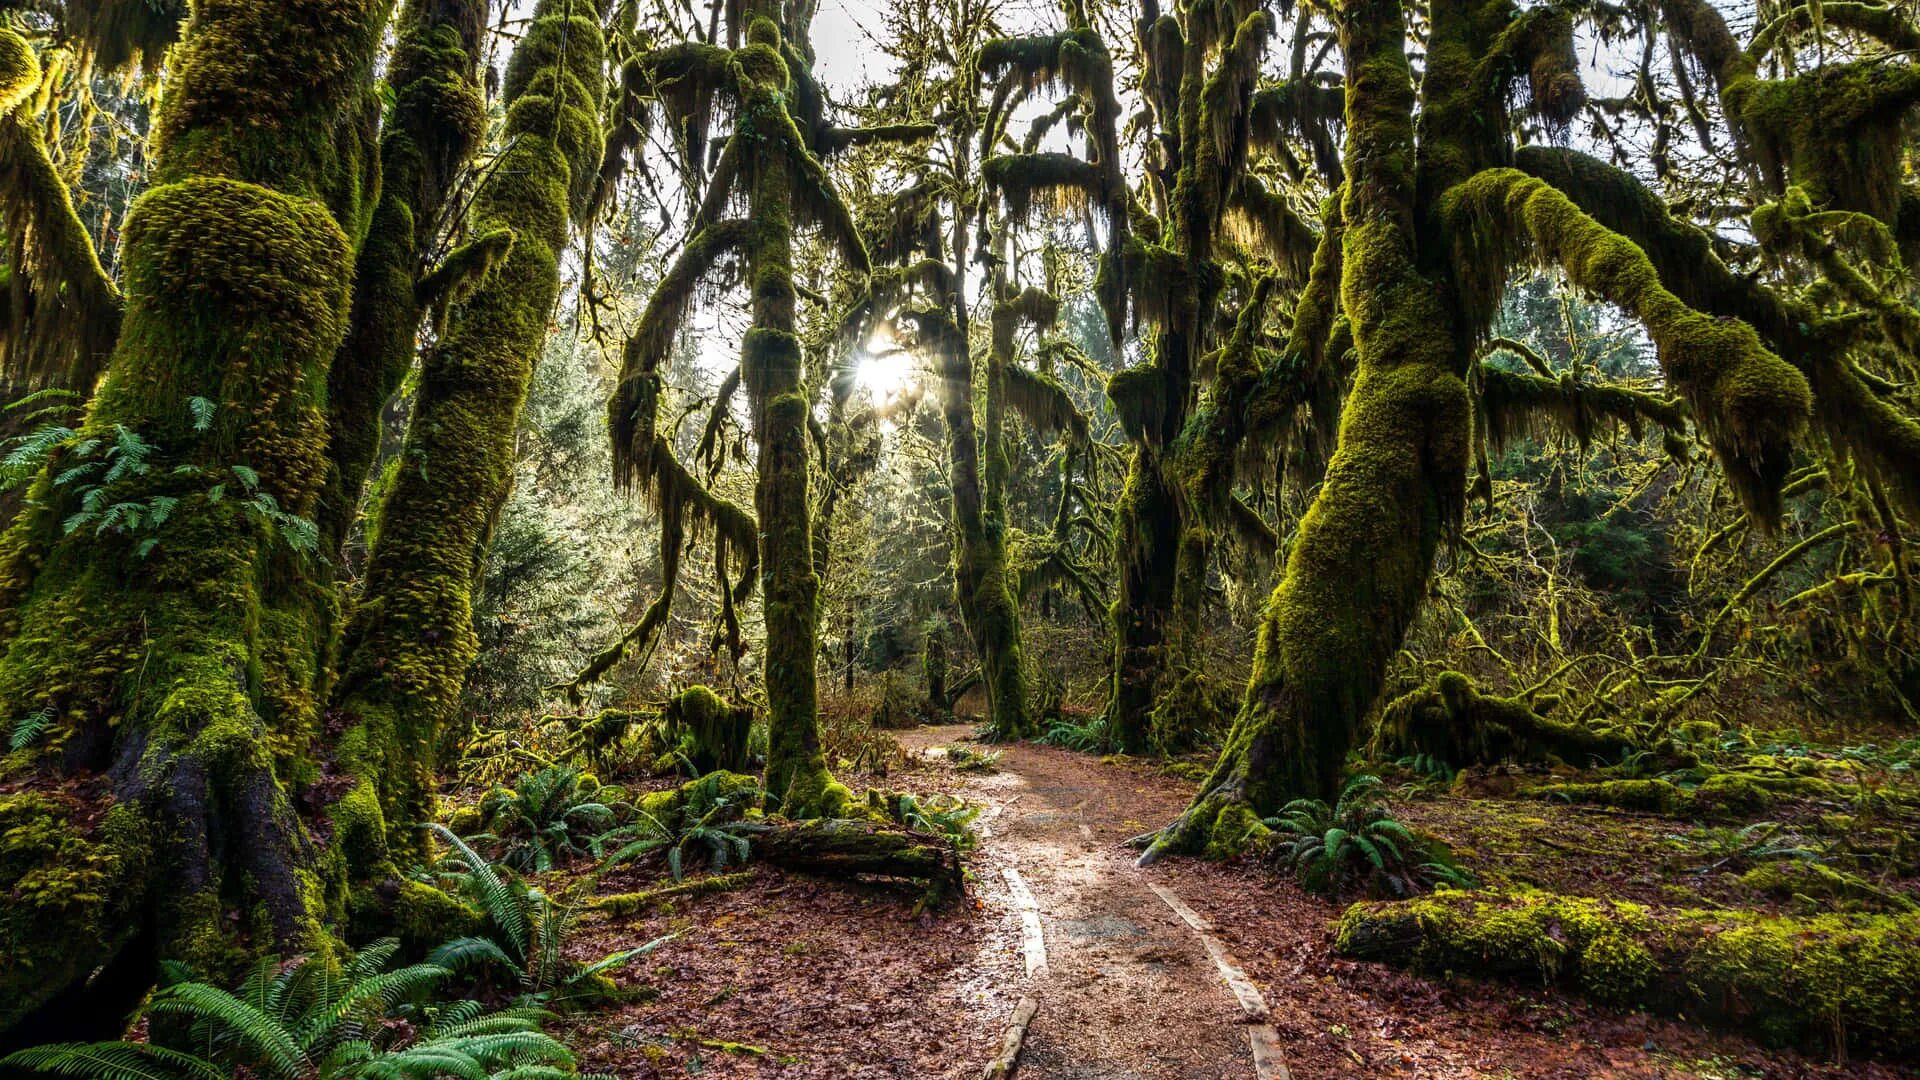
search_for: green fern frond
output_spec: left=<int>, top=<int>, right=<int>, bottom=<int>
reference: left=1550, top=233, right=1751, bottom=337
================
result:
left=0, top=1041, right=224, bottom=1080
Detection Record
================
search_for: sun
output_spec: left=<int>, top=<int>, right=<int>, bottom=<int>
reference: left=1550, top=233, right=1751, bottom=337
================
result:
left=855, top=326, right=916, bottom=400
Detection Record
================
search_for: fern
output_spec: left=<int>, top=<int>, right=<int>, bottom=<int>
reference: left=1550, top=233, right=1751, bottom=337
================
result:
left=10, top=706, right=54, bottom=751
left=1264, top=775, right=1469, bottom=899
left=0, top=1041, right=224, bottom=1080
left=0, top=937, right=586, bottom=1080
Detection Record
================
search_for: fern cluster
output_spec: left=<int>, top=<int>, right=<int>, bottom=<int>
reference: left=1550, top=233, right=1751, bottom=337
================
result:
left=1263, top=775, right=1476, bottom=899
left=0, top=397, right=318, bottom=559
left=596, top=772, right=762, bottom=882
left=467, top=765, right=635, bottom=872
left=417, top=826, right=671, bottom=1009
left=0, top=938, right=596, bottom=1079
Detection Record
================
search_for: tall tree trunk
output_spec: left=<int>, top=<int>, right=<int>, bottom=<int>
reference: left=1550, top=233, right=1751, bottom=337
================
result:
left=329, top=0, right=607, bottom=870
left=742, top=12, right=844, bottom=816
left=1140, top=0, right=1523, bottom=859
left=318, top=0, right=489, bottom=563
left=0, top=0, right=392, bottom=1040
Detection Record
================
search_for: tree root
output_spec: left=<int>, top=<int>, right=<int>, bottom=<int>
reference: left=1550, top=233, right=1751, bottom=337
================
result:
left=1134, top=781, right=1271, bottom=866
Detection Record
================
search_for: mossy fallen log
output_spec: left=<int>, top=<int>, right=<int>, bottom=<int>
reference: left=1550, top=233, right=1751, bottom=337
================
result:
left=1530, top=772, right=1842, bottom=820
left=1371, top=671, right=1635, bottom=770
left=741, top=817, right=965, bottom=900
left=620, top=774, right=964, bottom=900
left=593, top=870, right=757, bottom=915
left=1337, top=887, right=1920, bottom=1057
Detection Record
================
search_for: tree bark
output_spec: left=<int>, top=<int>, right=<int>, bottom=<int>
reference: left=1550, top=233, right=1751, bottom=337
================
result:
left=0, top=0, right=392, bottom=1040
left=329, top=0, right=608, bottom=871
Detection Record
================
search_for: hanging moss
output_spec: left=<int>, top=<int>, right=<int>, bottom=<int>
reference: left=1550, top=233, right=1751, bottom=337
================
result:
left=1478, top=365, right=1688, bottom=451
left=1443, top=168, right=1811, bottom=524
left=1337, top=888, right=1920, bottom=1056
left=1728, top=61, right=1920, bottom=228
left=54, top=0, right=188, bottom=75
left=983, top=152, right=1101, bottom=223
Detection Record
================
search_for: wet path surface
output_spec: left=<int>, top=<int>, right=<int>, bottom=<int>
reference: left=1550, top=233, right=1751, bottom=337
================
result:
left=899, top=726, right=1272, bottom=1080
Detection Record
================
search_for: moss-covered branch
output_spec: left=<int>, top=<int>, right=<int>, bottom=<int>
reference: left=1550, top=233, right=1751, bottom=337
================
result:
left=1443, top=168, right=1811, bottom=523
left=0, top=29, right=124, bottom=392
left=320, top=0, right=488, bottom=558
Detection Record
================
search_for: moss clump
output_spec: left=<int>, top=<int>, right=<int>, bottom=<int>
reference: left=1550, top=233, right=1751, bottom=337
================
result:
left=1371, top=671, right=1634, bottom=770
left=1740, top=861, right=1919, bottom=914
left=1339, top=887, right=1920, bottom=1054
left=0, top=794, right=146, bottom=1030
left=665, top=685, right=754, bottom=774
left=1533, top=773, right=1837, bottom=820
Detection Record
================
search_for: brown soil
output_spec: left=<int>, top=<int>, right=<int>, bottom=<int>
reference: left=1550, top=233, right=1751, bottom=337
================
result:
left=566, top=724, right=1918, bottom=1078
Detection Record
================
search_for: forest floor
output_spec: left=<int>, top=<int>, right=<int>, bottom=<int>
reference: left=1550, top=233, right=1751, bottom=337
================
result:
left=562, top=722, right=1918, bottom=1079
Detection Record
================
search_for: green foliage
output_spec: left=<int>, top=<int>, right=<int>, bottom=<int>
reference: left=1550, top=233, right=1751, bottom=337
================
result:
left=0, top=938, right=586, bottom=1080
left=945, top=746, right=1003, bottom=773
left=1041, top=714, right=1115, bottom=754
left=875, top=792, right=981, bottom=852
left=420, top=826, right=669, bottom=1009
left=1665, top=821, right=1822, bottom=870
left=468, top=766, right=635, bottom=873
left=8, top=706, right=52, bottom=751
left=0, top=398, right=319, bottom=558
left=598, top=772, right=764, bottom=882
left=1263, top=776, right=1472, bottom=898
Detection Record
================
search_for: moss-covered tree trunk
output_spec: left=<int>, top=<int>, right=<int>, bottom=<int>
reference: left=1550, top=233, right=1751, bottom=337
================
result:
left=329, top=0, right=607, bottom=871
left=934, top=228, right=1033, bottom=741
left=1143, top=0, right=1470, bottom=857
left=1100, top=2, right=1253, bottom=755
left=739, top=13, right=845, bottom=816
left=0, top=0, right=391, bottom=1041
left=318, top=0, right=488, bottom=561
left=1143, top=0, right=1811, bottom=860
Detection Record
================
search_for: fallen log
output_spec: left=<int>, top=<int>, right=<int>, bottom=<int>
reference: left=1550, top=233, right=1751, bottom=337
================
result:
left=1337, top=887, right=1920, bottom=1058
left=741, top=817, right=965, bottom=901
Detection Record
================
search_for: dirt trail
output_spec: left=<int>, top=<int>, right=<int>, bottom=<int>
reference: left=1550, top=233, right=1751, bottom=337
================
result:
left=901, top=725, right=1270, bottom=1080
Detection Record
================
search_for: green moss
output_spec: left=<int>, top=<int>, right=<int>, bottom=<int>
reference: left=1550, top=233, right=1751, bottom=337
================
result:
left=329, top=0, right=607, bottom=865
left=0, top=794, right=146, bottom=1028
left=1338, top=887, right=1920, bottom=1053
left=322, top=0, right=488, bottom=557
left=1740, top=860, right=1919, bottom=914
left=1443, top=168, right=1811, bottom=523
left=1371, top=670, right=1635, bottom=770
left=666, top=685, right=753, bottom=773
left=1727, top=61, right=1920, bottom=227
left=1532, top=772, right=1843, bottom=819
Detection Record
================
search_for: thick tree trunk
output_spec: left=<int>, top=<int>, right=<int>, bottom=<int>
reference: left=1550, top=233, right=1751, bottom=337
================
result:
left=0, top=0, right=391, bottom=1039
left=329, top=0, right=607, bottom=870
left=1143, top=0, right=1469, bottom=860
